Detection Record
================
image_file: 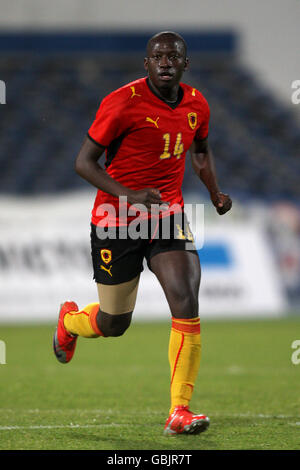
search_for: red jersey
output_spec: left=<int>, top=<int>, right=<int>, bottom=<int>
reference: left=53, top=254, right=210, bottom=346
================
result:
left=88, top=77, right=210, bottom=226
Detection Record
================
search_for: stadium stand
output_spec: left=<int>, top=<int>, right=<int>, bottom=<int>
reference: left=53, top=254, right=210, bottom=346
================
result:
left=0, top=32, right=299, bottom=202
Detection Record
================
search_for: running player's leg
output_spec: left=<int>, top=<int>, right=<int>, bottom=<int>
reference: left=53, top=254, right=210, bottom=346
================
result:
left=53, top=224, right=143, bottom=363
left=149, top=249, right=200, bottom=318
left=62, top=275, right=140, bottom=337
left=53, top=277, right=139, bottom=363
left=95, top=276, right=140, bottom=337
left=149, top=247, right=209, bottom=434
left=150, top=250, right=201, bottom=410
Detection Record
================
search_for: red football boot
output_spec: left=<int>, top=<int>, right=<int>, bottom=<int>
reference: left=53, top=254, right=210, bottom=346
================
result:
left=164, top=405, right=210, bottom=436
left=53, top=301, right=79, bottom=364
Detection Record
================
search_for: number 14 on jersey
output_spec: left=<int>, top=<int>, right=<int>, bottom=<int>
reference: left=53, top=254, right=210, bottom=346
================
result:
left=160, top=133, right=184, bottom=160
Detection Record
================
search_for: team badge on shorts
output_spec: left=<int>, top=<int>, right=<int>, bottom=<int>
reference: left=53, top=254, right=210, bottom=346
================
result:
left=100, top=249, right=112, bottom=264
left=187, top=112, right=197, bottom=130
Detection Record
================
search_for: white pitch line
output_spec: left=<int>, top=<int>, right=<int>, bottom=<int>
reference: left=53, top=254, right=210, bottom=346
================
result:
left=0, top=410, right=299, bottom=419
left=213, top=413, right=300, bottom=419
left=0, top=421, right=299, bottom=432
left=1, top=418, right=300, bottom=432
left=1, top=410, right=300, bottom=433
left=0, top=409, right=162, bottom=415
left=0, top=423, right=127, bottom=431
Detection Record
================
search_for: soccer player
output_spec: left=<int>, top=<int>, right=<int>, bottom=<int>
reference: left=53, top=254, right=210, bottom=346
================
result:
left=53, top=31, right=232, bottom=435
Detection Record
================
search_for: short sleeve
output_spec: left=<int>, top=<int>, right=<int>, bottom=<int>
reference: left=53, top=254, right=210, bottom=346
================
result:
left=195, top=97, right=210, bottom=141
left=88, top=93, right=127, bottom=147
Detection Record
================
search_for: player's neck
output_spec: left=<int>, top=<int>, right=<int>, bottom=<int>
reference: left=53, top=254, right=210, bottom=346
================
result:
left=147, top=78, right=179, bottom=103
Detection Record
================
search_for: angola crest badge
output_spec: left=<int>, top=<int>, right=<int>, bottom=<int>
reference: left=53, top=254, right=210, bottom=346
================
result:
left=187, top=112, right=197, bottom=130
left=100, top=249, right=112, bottom=265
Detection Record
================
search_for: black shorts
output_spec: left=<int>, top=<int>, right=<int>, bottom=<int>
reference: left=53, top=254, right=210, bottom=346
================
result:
left=90, top=212, right=198, bottom=285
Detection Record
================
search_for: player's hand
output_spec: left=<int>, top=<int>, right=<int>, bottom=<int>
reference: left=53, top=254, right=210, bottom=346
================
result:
left=127, top=188, right=169, bottom=211
left=210, top=191, right=232, bottom=215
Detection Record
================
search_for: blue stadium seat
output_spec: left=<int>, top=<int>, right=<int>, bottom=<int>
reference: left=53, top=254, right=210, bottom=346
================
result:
left=0, top=53, right=299, bottom=201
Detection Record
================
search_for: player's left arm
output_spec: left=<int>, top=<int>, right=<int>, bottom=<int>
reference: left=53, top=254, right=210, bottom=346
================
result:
left=190, top=138, right=232, bottom=215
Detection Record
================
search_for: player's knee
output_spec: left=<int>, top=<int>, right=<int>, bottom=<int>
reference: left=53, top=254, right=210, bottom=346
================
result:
left=97, top=310, right=132, bottom=337
left=178, top=295, right=198, bottom=316
left=169, top=285, right=199, bottom=316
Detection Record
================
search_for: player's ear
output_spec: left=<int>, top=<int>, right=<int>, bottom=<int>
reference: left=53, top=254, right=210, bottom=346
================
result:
left=144, top=57, right=149, bottom=71
left=184, top=58, right=189, bottom=72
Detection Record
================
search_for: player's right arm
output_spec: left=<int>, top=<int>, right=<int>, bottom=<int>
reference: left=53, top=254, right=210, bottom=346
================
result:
left=75, top=92, right=164, bottom=210
left=75, top=134, right=163, bottom=210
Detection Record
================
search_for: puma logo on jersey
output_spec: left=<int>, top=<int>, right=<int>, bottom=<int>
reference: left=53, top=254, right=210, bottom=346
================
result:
left=146, top=116, right=159, bottom=128
left=101, top=264, right=113, bottom=277
left=130, top=86, right=141, bottom=98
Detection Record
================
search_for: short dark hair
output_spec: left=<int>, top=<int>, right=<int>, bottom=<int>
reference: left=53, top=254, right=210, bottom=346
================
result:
left=146, top=31, right=187, bottom=58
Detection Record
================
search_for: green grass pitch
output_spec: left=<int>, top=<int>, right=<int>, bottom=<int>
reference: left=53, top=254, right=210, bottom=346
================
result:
left=0, top=317, right=299, bottom=450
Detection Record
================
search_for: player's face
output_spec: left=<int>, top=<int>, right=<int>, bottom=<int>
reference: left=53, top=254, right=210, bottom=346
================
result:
left=144, top=39, right=188, bottom=91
